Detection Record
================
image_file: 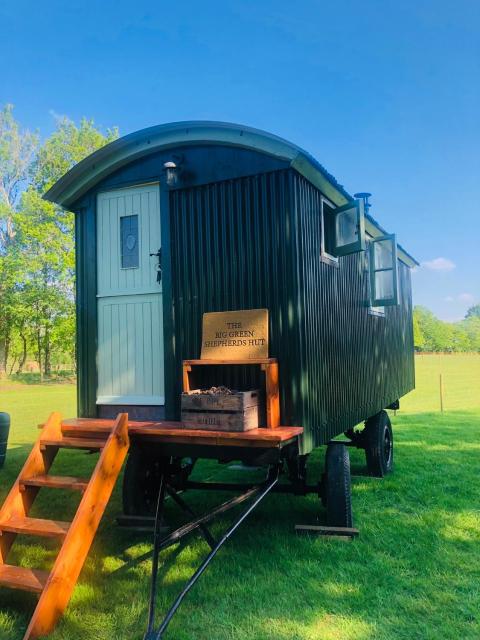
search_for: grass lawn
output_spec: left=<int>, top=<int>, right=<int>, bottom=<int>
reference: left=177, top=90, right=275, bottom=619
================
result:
left=0, top=355, right=479, bottom=640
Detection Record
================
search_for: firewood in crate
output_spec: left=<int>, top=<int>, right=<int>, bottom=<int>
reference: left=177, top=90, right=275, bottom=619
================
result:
left=180, top=389, right=264, bottom=431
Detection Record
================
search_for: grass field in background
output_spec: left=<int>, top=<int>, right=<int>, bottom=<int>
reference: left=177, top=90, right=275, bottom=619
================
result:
left=402, top=354, right=480, bottom=413
left=0, top=355, right=479, bottom=640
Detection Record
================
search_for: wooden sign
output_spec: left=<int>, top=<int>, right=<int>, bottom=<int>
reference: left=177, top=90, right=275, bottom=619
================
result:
left=200, top=309, right=268, bottom=360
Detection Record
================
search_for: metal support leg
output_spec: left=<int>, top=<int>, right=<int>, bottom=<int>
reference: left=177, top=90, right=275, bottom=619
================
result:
left=145, top=464, right=280, bottom=640
left=144, top=459, right=170, bottom=640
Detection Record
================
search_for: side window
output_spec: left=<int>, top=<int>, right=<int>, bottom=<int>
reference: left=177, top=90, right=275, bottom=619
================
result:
left=120, top=214, right=139, bottom=269
left=321, top=198, right=366, bottom=263
left=369, top=234, right=399, bottom=307
left=321, top=201, right=338, bottom=260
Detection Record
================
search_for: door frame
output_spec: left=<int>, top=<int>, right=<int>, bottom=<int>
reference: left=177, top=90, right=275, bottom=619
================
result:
left=75, top=180, right=175, bottom=419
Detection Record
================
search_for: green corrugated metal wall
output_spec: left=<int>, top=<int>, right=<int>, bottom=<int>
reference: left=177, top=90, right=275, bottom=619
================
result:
left=291, top=173, right=414, bottom=451
left=169, top=169, right=415, bottom=453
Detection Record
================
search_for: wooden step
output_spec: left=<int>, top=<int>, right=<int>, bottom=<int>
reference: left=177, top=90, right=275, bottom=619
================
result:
left=23, top=413, right=130, bottom=640
left=0, top=564, right=48, bottom=594
left=20, top=475, right=89, bottom=492
left=0, top=516, right=70, bottom=538
left=40, top=437, right=105, bottom=450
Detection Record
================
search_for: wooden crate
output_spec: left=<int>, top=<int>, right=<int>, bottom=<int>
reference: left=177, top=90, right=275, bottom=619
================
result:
left=180, top=389, right=263, bottom=432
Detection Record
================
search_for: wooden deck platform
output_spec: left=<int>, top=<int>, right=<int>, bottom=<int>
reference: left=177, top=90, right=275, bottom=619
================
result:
left=61, top=419, right=303, bottom=449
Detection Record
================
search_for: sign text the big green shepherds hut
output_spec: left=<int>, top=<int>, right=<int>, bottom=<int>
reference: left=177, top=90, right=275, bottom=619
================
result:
left=200, top=309, right=268, bottom=359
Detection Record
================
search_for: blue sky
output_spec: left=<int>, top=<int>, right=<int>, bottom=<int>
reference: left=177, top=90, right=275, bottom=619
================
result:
left=1, top=0, right=479, bottom=321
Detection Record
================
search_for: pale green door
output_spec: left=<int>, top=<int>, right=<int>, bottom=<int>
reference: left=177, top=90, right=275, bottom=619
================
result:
left=96, top=184, right=164, bottom=406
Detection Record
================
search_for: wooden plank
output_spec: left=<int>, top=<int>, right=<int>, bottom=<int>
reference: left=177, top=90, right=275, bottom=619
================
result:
left=182, top=363, right=192, bottom=392
left=40, top=437, right=104, bottom=450
left=20, top=476, right=89, bottom=492
left=133, top=427, right=302, bottom=448
left=0, top=516, right=70, bottom=539
left=262, top=361, right=280, bottom=429
left=0, top=412, right=63, bottom=563
left=61, top=418, right=160, bottom=433
left=181, top=389, right=261, bottom=411
left=24, top=413, right=130, bottom=640
left=61, top=419, right=303, bottom=448
left=184, top=358, right=276, bottom=365
left=181, top=405, right=261, bottom=431
left=0, top=564, right=48, bottom=594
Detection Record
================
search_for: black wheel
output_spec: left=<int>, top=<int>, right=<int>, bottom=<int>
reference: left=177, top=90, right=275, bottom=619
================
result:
left=324, top=443, right=353, bottom=528
left=364, top=410, right=394, bottom=478
left=122, top=448, right=166, bottom=516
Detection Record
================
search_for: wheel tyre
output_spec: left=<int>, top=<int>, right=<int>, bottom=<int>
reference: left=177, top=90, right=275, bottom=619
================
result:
left=364, top=410, right=394, bottom=478
left=122, top=448, right=165, bottom=516
left=325, top=443, right=353, bottom=528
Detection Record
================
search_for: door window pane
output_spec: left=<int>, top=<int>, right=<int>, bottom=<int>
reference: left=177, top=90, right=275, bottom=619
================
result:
left=120, top=215, right=139, bottom=269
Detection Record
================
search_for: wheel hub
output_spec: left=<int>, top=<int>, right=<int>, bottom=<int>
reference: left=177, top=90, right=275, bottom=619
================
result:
left=383, top=427, right=393, bottom=466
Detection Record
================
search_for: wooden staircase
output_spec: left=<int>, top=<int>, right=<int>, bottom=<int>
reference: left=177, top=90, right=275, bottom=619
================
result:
left=0, top=412, right=130, bottom=639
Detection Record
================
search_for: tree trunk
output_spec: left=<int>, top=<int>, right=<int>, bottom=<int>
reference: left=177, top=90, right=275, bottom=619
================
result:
left=44, top=326, right=51, bottom=378
left=0, top=331, right=10, bottom=379
left=9, top=356, right=18, bottom=376
left=0, top=338, right=7, bottom=379
left=17, top=333, right=28, bottom=374
left=36, top=329, right=43, bottom=382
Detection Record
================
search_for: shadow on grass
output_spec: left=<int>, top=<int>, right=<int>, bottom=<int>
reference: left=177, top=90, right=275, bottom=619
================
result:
left=1, top=410, right=479, bottom=639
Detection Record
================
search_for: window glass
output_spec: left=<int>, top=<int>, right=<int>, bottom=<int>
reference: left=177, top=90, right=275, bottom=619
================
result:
left=336, top=206, right=358, bottom=248
left=322, top=202, right=337, bottom=257
left=120, top=215, right=139, bottom=269
left=373, top=239, right=394, bottom=270
left=369, top=234, right=399, bottom=306
left=374, top=270, right=394, bottom=299
left=365, top=243, right=385, bottom=315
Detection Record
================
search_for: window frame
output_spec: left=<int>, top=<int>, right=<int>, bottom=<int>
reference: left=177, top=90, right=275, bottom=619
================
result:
left=364, top=237, right=386, bottom=316
left=369, top=233, right=399, bottom=307
left=320, top=197, right=366, bottom=265
left=332, top=200, right=366, bottom=257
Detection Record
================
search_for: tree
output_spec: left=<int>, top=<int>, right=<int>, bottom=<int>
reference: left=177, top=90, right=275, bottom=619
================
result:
left=0, top=104, right=38, bottom=245
left=466, top=304, right=480, bottom=319
left=0, top=249, right=18, bottom=375
left=24, top=116, right=118, bottom=376
left=414, top=306, right=454, bottom=352
left=414, top=305, right=480, bottom=353
left=451, top=324, right=471, bottom=352
left=413, top=312, right=425, bottom=351
left=11, top=190, right=74, bottom=377
left=461, top=316, right=480, bottom=352
left=0, top=105, right=118, bottom=377
left=32, top=116, right=118, bottom=192
left=0, top=105, right=38, bottom=376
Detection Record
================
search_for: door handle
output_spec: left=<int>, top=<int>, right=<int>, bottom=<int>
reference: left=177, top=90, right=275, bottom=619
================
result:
left=149, top=248, right=162, bottom=283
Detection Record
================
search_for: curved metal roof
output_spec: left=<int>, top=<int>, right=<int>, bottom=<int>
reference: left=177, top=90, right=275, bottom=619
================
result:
left=44, top=120, right=352, bottom=209
left=44, top=120, right=417, bottom=266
